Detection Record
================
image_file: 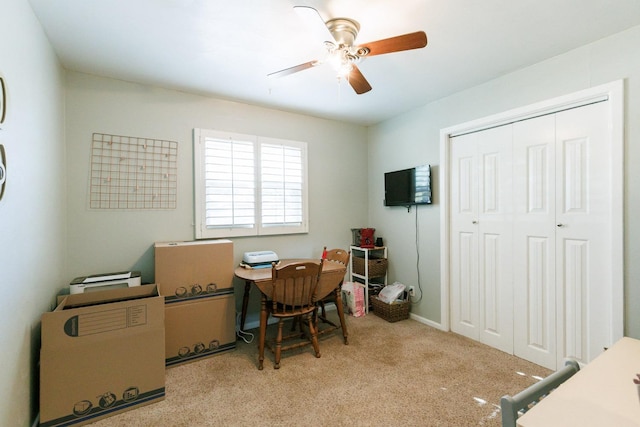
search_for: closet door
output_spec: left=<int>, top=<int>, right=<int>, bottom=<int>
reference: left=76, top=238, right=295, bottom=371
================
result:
left=554, top=101, right=610, bottom=367
left=513, top=102, right=610, bottom=370
left=450, top=126, right=513, bottom=353
left=450, top=132, right=480, bottom=340
left=512, top=114, right=558, bottom=369
left=446, top=86, right=622, bottom=370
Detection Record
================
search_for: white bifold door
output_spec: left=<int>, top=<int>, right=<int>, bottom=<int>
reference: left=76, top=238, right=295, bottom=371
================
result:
left=450, top=125, right=514, bottom=355
left=450, top=101, right=614, bottom=370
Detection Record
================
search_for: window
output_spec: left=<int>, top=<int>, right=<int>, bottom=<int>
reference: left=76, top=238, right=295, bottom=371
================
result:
left=193, top=129, right=308, bottom=239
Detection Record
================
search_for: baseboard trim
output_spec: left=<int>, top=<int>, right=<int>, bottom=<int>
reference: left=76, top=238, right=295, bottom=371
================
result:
left=409, top=312, right=445, bottom=331
left=241, top=306, right=445, bottom=332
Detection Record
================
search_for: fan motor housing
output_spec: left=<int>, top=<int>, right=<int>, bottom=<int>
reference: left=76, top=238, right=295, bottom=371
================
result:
left=326, top=18, right=360, bottom=46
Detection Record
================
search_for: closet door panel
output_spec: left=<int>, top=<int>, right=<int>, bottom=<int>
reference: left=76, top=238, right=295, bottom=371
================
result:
left=450, top=133, right=480, bottom=340
left=525, top=236, right=554, bottom=347
left=555, top=101, right=610, bottom=367
left=513, top=114, right=558, bottom=370
left=477, top=126, right=513, bottom=353
left=562, top=238, right=588, bottom=362
left=456, top=231, right=478, bottom=331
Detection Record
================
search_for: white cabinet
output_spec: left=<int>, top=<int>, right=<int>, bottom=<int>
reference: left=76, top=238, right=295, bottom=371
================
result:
left=349, top=246, right=387, bottom=313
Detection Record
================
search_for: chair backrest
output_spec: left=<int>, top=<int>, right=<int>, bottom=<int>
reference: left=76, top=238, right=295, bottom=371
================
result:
left=324, top=247, right=350, bottom=266
left=270, top=260, right=323, bottom=315
left=500, top=359, right=580, bottom=427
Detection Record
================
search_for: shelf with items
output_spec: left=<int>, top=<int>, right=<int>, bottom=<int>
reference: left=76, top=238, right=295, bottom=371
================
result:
left=349, top=246, right=388, bottom=313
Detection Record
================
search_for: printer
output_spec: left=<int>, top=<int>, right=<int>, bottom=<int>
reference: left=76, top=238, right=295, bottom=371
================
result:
left=69, top=271, right=142, bottom=294
left=242, top=251, right=279, bottom=269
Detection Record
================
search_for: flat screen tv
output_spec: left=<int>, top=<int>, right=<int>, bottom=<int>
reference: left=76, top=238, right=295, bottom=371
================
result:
left=384, top=164, right=432, bottom=207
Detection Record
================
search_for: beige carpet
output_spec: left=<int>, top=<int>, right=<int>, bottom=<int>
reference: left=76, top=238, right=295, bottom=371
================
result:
left=89, top=312, right=551, bottom=426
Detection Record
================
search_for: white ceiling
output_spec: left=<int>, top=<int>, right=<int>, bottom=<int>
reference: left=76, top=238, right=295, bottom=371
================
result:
left=28, top=0, right=640, bottom=126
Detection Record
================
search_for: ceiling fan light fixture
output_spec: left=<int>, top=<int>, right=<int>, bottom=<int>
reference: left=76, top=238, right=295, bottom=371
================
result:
left=269, top=6, right=427, bottom=95
left=337, top=62, right=354, bottom=79
left=325, top=47, right=358, bottom=78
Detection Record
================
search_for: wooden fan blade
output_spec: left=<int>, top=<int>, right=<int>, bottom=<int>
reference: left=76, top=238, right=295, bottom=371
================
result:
left=348, top=65, right=372, bottom=95
left=268, top=61, right=318, bottom=79
left=359, top=31, right=427, bottom=57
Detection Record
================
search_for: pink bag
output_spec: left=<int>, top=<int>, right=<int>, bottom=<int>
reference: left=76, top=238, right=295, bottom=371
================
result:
left=341, top=282, right=365, bottom=317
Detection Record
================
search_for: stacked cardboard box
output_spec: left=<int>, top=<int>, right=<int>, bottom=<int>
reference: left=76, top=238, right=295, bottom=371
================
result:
left=40, top=285, right=165, bottom=427
left=154, top=239, right=236, bottom=366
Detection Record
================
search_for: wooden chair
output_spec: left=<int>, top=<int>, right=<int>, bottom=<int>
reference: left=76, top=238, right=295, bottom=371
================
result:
left=260, top=260, right=323, bottom=369
left=316, top=247, right=351, bottom=344
left=500, top=359, right=580, bottom=427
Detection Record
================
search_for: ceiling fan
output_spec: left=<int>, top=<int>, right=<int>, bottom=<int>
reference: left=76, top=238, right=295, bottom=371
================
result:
left=268, top=6, right=428, bottom=95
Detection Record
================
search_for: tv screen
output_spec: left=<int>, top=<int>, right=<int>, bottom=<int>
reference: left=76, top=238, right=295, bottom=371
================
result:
left=384, top=165, right=431, bottom=206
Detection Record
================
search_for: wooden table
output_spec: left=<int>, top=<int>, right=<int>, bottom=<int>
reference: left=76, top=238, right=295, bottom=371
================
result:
left=234, top=259, right=347, bottom=369
left=517, top=337, right=640, bottom=426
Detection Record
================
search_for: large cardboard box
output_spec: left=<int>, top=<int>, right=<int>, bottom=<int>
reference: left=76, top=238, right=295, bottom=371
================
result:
left=165, top=292, right=236, bottom=366
left=40, top=285, right=165, bottom=427
left=154, top=239, right=233, bottom=302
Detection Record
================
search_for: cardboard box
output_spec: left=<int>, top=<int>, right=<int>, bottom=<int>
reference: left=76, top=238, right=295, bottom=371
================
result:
left=40, top=285, right=165, bottom=427
left=165, top=292, right=236, bottom=366
left=154, top=239, right=233, bottom=302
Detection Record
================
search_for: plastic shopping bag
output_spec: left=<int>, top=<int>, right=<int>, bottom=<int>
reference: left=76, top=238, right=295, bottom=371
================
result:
left=378, top=282, right=406, bottom=304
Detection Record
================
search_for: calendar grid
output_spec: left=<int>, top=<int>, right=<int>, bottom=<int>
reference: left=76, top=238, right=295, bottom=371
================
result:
left=89, top=133, right=178, bottom=209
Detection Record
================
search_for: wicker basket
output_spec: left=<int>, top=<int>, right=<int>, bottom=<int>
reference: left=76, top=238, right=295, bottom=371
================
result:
left=352, top=257, right=388, bottom=278
left=370, top=296, right=410, bottom=322
left=368, top=283, right=384, bottom=306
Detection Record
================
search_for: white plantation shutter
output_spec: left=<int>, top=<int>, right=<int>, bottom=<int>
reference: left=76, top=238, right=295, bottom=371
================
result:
left=194, top=129, right=308, bottom=239
left=261, top=142, right=303, bottom=227
left=204, top=137, right=255, bottom=228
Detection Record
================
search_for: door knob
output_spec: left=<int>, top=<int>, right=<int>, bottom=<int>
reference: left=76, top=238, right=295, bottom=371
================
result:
left=557, top=224, right=564, bottom=227
left=472, top=220, right=478, bottom=224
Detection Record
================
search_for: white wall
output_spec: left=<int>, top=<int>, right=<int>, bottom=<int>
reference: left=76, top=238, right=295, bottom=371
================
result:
left=0, top=0, right=66, bottom=425
left=64, top=71, right=369, bottom=327
left=368, top=25, right=640, bottom=337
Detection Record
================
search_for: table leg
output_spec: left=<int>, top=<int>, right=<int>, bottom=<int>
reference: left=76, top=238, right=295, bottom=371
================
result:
left=240, top=280, right=251, bottom=331
left=334, top=287, right=348, bottom=345
left=258, top=294, right=268, bottom=370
